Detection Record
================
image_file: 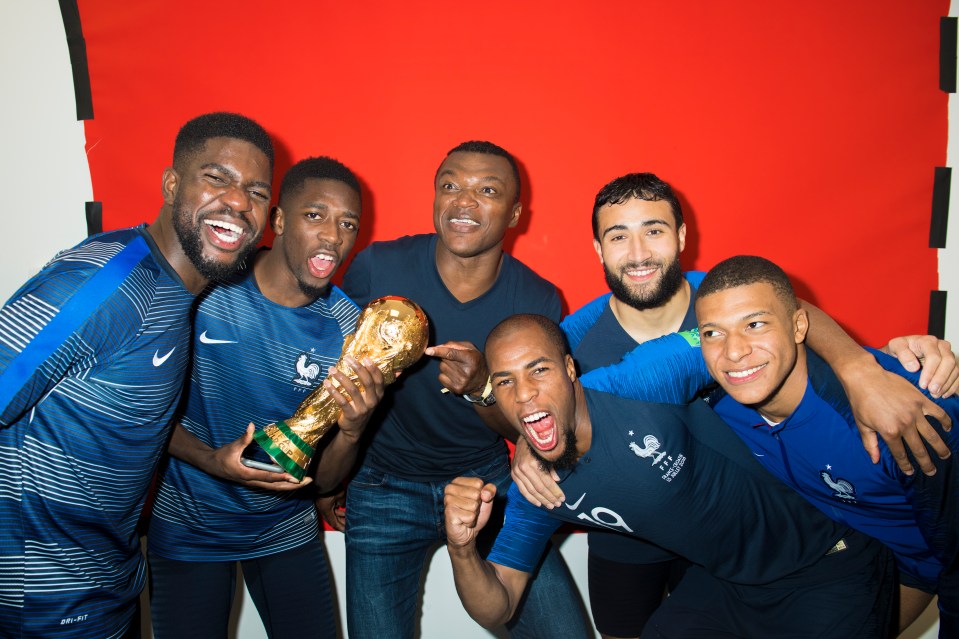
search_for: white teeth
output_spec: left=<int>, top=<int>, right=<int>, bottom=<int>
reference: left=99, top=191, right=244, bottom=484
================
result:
left=204, top=219, right=242, bottom=233
left=450, top=217, right=479, bottom=226
left=527, top=424, right=553, bottom=446
left=313, top=254, right=334, bottom=262
left=204, top=219, right=242, bottom=241
left=626, top=268, right=656, bottom=277
left=727, top=364, right=765, bottom=379
left=523, top=411, right=548, bottom=423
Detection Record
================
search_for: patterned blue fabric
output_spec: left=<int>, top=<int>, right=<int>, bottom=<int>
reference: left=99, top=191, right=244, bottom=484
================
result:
left=149, top=266, right=360, bottom=561
left=0, top=225, right=195, bottom=638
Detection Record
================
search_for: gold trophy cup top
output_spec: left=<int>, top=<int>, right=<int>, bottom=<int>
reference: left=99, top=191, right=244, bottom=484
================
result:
left=252, top=295, right=429, bottom=480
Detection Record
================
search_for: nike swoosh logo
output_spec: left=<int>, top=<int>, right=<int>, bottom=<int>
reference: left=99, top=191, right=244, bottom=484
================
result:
left=199, top=331, right=237, bottom=345
left=565, top=493, right=586, bottom=510
left=153, top=347, right=175, bottom=367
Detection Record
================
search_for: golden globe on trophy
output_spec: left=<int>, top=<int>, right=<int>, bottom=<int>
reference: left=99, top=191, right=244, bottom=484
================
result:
left=246, top=295, right=429, bottom=481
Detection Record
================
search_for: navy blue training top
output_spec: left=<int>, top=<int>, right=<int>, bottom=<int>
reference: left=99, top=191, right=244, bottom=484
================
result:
left=488, top=388, right=857, bottom=585
left=561, top=274, right=702, bottom=562
left=342, top=234, right=562, bottom=480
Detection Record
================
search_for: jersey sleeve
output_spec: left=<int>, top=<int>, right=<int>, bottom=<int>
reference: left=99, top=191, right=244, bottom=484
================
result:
left=341, top=245, right=374, bottom=307
left=560, top=294, right=611, bottom=352
left=579, top=330, right=712, bottom=404
left=485, top=483, right=562, bottom=573
left=0, top=264, right=111, bottom=425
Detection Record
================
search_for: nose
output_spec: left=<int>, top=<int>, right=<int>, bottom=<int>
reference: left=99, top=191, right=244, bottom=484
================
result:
left=514, top=378, right=536, bottom=404
left=724, top=332, right=751, bottom=362
left=628, top=235, right=653, bottom=262
left=317, top=216, right=343, bottom=246
left=221, top=183, right=253, bottom=213
left=452, top=189, right=477, bottom=208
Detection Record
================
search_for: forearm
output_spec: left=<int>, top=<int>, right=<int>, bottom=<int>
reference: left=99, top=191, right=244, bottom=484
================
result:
left=167, top=423, right=216, bottom=472
left=801, top=300, right=871, bottom=374
left=312, top=430, right=363, bottom=493
left=447, top=543, right=521, bottom=627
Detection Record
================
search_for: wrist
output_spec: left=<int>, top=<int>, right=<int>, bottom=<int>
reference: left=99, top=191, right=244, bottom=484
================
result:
left=830, top=348, right=875, bottom=378
left=463, top=376, right=496, bottom=407
left=447, top=538, right=478, bottom=556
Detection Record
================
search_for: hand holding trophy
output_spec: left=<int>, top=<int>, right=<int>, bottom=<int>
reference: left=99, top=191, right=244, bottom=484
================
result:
left=247, top=296, right=429, bottom=480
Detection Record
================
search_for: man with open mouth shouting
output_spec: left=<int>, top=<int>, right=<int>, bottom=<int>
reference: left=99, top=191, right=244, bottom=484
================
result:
left=445, top=313, right=895, bottom=639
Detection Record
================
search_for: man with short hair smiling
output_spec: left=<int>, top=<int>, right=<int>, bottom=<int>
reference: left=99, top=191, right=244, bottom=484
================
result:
left=0, top=112, right=273, bottom=638
left=695, top=255, right=959, bottom=636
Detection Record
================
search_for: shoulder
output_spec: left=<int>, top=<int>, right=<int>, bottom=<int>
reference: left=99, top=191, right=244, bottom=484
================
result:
left=500, top=253, right=560, bottom=311
left=684, top=270, right=706, bottom=290
left=355, top=234, right=434, bottom=261
left=5, top=227, right=161, bottom=315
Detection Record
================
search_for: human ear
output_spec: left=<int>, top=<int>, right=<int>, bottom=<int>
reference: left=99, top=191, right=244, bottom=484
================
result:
left=161, top=167, right=178, bottom=205
left=508, top=201, right=523, bottom=228
left=794, top=308, right=809, bottom=344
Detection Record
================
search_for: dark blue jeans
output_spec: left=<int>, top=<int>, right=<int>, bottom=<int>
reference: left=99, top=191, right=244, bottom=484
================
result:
left=345, top=457, right=590, bottom=639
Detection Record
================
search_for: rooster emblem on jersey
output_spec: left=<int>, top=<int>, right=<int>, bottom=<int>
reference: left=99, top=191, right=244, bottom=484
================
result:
left=629, top=435, right=668, bottom=466
left=820, top=470, right=856, bottom=502
left=294, top=353, right=321, bottom=386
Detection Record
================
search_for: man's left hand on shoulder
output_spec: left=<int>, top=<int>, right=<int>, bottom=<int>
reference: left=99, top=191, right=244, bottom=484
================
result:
left=849, top=335, right=956, bottom=477
left=883, top=334, right=959, bottom=398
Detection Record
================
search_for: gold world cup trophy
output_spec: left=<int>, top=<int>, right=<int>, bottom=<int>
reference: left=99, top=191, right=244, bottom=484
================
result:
left=247, top=296, right=429, bottom=481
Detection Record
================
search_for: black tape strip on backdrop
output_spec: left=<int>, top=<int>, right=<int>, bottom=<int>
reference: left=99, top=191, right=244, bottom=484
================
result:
left=931, top=167, right=950, bottom=249
left=58, top=0, right=93, bottom=120
left=942, top=17, right=957, bottom=93
left=929, top=291, right=947, bottom=340
left=85, top=202, right=102, bottom=237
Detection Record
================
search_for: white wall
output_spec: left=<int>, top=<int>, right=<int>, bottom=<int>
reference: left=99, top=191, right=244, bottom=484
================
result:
left=2, top=3, right=951, bottom=638
left=0, top=2, right=89, bottom=303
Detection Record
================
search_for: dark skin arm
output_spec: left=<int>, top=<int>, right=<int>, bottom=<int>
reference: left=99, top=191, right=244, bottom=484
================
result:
left=311, top=356, right=385, bottom=492
left=168, top=423, right=308, bottom=490
left=802, top=301, right=952, bottom=475
left=426, top=341, right=517, bottom=442
left=444, top=477, right=531, bottom=627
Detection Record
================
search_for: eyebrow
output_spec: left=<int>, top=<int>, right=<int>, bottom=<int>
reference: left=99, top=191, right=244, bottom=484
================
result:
left=700, top=309, right=773, bottom=329
left=303, top=203, right=360, bottom=220
left=490, top=356, right=551, bottom=380
left=200, top=162, right=272, bottom=193
left=601, top=218, right=670, bottom=239
left=437, top=169, right=507, bottom=186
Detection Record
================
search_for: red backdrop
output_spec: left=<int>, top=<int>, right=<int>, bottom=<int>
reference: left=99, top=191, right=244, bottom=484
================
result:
left=78, top=1, right=947, bottom=345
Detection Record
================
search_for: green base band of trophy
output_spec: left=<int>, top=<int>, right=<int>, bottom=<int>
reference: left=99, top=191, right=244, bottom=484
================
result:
left=253, top=421, right=315, bottom=481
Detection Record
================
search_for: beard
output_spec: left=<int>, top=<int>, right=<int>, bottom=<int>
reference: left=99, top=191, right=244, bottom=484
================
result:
left=296, top=279, right=328, bottom=300
left=282, top=245, right=333, bottom=302
left=172, top=203, right=254, bottom=282
left=528, top=425, right=579, bottom=473
left=604, top=255, right=684, bottom=311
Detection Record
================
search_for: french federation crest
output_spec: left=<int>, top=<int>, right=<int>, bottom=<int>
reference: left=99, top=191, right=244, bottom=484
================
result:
left=293, top=351, right=321, bottom=386
left=820, top=470, right=856, bottom=502
left=629, top=434, right=669, bottom=466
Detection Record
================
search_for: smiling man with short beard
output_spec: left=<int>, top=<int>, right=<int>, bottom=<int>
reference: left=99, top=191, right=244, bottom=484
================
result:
left=0, top=112, right=273, bottom=639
